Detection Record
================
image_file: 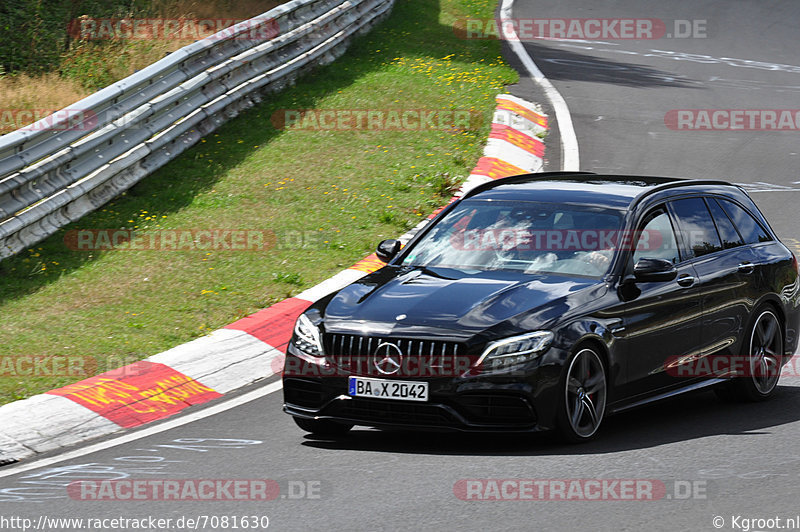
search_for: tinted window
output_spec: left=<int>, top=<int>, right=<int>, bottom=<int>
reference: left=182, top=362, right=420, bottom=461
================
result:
left=633, top=209, right=680, bottom=265
left=706, top=198, right=743, bottom=249
left=669, top=197, right=723, bottom=258
left=718, top=199, right=771, bottom=244
left=400, top=199, right=623, bottom=277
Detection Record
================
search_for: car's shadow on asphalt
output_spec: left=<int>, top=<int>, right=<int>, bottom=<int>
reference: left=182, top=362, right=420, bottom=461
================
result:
left=517, top=41, right=701, bottom=89
left=300, top=385, right=800, bottom=456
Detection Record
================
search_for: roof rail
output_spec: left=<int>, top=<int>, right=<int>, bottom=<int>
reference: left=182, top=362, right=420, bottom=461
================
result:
left=629, top=178, right=737, bottom=208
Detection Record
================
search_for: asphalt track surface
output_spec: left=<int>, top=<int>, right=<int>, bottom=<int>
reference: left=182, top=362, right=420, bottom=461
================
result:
left=3, top=1, right=800, bottom=530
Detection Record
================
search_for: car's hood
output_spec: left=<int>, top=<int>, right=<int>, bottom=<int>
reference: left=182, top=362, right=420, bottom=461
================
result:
left=321, top=266, right=605, bottom=339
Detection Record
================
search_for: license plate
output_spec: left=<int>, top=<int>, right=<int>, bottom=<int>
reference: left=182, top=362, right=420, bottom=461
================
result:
left=348, top=376, right=428, bottom=402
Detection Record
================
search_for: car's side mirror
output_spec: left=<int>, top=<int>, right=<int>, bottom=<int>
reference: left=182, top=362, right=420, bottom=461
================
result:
left=376, top=239, right=401, bottom=263
left=633, top=258, right=678, bottom=282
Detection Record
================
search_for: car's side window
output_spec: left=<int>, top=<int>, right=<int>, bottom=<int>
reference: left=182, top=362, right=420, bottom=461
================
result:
left=633, top=207, right=681, bottom=265
left=717, top=198, right=771, bottom=244
left=668, top=197, right=723, bottom=258
left=705, top=197, right=744, bottom=249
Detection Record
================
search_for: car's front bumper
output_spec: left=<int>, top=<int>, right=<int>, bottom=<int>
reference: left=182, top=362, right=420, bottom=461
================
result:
left=281, top=344, right=568, bottom=432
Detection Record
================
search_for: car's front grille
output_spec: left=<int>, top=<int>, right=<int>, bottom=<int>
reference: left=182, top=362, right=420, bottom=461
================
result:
left=322, top=333, right=468, bottom=377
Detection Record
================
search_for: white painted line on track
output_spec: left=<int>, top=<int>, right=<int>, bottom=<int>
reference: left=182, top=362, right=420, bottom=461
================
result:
left=0, top=381, right=283, bottom=479
left=501, top=0, right=580, bottom=171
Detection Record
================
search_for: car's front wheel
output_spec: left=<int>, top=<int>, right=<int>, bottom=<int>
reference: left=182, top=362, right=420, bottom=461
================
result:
left=293, top=417, right=353, bottom=437
left=556, top=346, right=607, bottom=442
left=716, top=306, right=783, bottom=402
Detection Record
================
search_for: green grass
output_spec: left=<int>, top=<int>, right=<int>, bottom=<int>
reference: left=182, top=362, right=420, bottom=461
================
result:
left=0, top=0, right=518, bottom=404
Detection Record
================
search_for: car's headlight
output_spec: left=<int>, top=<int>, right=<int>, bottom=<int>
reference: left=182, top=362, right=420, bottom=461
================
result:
left=293, top=313, right=324, bottom=357
left=476, top=331, right=554, bottom=372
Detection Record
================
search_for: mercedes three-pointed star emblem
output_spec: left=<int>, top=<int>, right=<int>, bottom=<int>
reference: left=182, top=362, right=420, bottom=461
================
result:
left=372, top=342, right=403, bottom=375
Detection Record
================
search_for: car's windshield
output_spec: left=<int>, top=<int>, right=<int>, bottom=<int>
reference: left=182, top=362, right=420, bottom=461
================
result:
left=401, top=199, right=624, bottom=278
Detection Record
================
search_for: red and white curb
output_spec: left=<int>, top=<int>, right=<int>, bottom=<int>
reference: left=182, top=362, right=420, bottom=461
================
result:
left=0, top=95, right=547, bottom=464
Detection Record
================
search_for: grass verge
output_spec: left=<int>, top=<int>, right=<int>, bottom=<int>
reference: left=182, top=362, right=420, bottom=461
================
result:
left=0, top=0, right=518, bottom=404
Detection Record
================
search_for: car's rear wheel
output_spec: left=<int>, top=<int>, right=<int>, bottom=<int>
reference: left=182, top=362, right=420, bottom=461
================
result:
left=716, top=306, right=782, bottom=402
left=293, top=417, right=353, bottom=437
left=557, top=346, right=607, bottom=442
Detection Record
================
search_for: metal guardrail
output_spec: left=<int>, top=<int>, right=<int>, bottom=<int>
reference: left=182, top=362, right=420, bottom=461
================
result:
left=0, top=0, right=394, bottom=259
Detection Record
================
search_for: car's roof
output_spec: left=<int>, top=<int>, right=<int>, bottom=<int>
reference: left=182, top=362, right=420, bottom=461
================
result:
left=464, top=172, right=735, bottom=209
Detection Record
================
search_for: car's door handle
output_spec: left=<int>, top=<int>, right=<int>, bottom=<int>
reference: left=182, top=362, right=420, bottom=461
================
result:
left=677, top=275, right=695, bottom=287
left=738, top=262, right=755, bottom=274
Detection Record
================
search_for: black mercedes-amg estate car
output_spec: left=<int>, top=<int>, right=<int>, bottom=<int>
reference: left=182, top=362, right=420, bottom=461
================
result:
left=282, top=173, right=800, bottom=441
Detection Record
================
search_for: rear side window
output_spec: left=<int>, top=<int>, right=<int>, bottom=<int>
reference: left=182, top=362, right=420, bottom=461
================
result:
left=717, top=199, right=771, bottom=244
left=706, top=198, right=743, bottom=249
left=668, top=197, right=723, bottom=258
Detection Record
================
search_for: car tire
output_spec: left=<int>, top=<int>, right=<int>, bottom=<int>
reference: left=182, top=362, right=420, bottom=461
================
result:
left=293, top=416, right=353, bottom=437
left=556, top=346, right=607, bottom=443
left=718, top=306, right=783, bottom=402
